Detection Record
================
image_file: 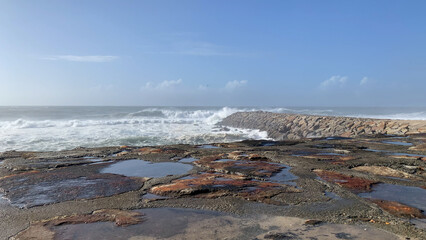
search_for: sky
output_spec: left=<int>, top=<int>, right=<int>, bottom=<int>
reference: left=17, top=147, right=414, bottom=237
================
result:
left=0, top=0, right=425, bottom=107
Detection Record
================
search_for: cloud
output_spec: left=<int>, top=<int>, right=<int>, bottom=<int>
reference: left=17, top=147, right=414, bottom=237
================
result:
left=142, top=79, right=182, bottom=90
left=360, top=77, right=368, bottom=85
left=320, top=75, right=348, bottom=89
left=225, top=80, right=248, bottom=90
left=158, top=79, right=182, bottom=88
left=198, top=84, right=208, bottom=90
left=41, top=55, right=118, bottom=62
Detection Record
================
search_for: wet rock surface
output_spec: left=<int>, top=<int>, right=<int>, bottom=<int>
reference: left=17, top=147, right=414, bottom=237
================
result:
left=151, top=173, right=300, bottom=205
left=12, top=208, right=404, bottom=240
left=1, top=134, right=426, bottom=239
left=0, top=164, right=145, bottom=208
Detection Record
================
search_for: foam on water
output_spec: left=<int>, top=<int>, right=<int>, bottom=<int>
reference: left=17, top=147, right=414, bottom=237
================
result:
left=0, top=107, right=272, bottom=151
left=1, top=106, right=425, bottom=152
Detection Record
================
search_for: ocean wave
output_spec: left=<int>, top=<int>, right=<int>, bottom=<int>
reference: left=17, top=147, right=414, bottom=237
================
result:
left=1, top=106, right=425, bottom=152
left=0, top=107, right=251, bottom=130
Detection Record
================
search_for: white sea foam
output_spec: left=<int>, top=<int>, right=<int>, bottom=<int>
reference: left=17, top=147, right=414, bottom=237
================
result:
left=0, top=106, right=424, bottom=152
left=0, top=107, right=273, bottom=152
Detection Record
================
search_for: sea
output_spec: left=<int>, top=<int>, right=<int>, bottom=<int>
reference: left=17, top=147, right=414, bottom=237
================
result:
left=0, top=106, right=425, bottom=152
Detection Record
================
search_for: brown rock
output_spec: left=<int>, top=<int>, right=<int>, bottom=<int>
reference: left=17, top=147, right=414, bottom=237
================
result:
left=368, top=199, right=425, bottom=218
left=11, top=225, right=55, bottom=240
left=313, top=169, right=376, bottom=192
left=150, top=173, right=299, bottom=204
left=409, top=143, right=426, bottom=151
left=304, top=219, right=322, bottom=225
left=227, top=151, right=246, bottom=160
left=390, top=155, right=423, bottom=160
left=352, top=166, right=420, bottom=180
left=12, top=209, right=144, bottom=240
left=194, top=155, right=283, bottom=177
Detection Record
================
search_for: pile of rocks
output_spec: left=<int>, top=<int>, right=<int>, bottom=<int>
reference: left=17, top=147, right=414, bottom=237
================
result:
left=219, top=111, right=426, bottom=140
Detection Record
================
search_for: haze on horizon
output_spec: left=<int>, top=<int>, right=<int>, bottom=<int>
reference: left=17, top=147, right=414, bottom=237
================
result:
left=1, top=0, right=425, bottom=107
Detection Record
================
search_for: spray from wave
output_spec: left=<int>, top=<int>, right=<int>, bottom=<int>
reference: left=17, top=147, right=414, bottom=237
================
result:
left=0, top=107, right=271, bottom=152
left=0, top=106, right=425, bottom=152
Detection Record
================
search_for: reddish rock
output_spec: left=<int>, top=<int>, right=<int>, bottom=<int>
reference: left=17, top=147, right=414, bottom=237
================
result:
left=313, top=169, right=376, bottom=192
left=12, top=209, right=144, bottom=240
left=194, top=155, right=283, bottom=177
left=48, top=209, right=144, bottom=227
left=150, top=173, right=299, bottom=204
left=305, top=219, right=322, bottom=225
left=391, top=155, right=423, bottom=160
left=368, top=199, right=425, bottom=218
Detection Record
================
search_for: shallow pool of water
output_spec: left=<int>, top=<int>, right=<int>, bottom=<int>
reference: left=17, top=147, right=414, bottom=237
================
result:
left=198, top=145, right=220, bottom=149
left=411, top=219, right=426, bottom=230
left=0, top=193, right=10, bottom=205
left=316, top=152, right=345, bottom=156
left=268, top=164, right=298, bottom=186
left=364, top=149, right=389, bottom=153
left=323, top=137, right=352, bottom=140
left=142, top=193, right=169, bottom=200
left=358, top=183, right=426, bottom=211
left=50, top=207, right=402, bottom=240
left=260, top=141, right=277, bottom=146
left=178, top=157, right=198, bottom=163
left=215, top=159, right=236, bottom=162
left=387, top=152, right=426, bottom=158
left=100, top=159, right=193, bottom=178
left=381, top=141, right=413, bottom=146
left=325, top=191, right=342, bottom=200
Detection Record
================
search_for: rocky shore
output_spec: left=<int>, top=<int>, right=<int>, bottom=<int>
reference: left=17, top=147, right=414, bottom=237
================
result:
left=219, top=111, right=426, bottom=140
left=0, top=133, right=426, bottom=239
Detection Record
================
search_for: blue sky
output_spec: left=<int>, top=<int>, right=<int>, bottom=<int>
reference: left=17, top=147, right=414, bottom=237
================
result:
left=1, top=0, right=425, bottom=106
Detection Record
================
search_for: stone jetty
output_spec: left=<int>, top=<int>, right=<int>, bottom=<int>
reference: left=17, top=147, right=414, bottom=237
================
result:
left=220, top=111, right=426, bottom=140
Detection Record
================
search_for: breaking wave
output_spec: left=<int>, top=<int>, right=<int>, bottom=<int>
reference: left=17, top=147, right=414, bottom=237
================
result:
left=1, top=106, right=424, bottom=152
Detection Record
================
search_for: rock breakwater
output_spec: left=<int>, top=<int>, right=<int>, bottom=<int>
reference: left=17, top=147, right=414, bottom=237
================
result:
left=219, top=111, right=426, bottom=140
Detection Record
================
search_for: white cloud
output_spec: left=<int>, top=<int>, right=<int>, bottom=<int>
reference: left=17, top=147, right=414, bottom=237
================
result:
left=225, top=80, right=248, bottom=90
left=198, top=84, right=208, bottom=90
left=41, top=55, right=118, bottom=62
left=320, top=75, right=348, bottom=89
left=360, top=77, right=368, bottom=85
left=158, top=79, right=182, bottom=88
left=142, top=79, right=182, bottom=90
